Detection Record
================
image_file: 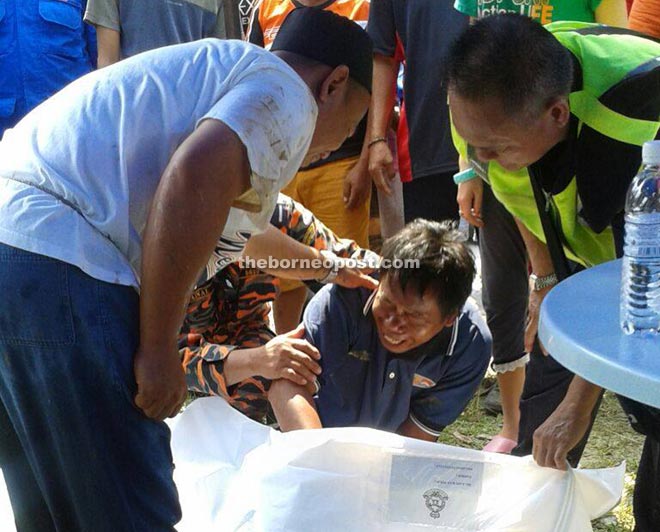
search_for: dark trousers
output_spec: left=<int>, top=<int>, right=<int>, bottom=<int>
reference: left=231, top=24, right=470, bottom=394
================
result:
left=634, top=435, right=660, bottom=531
left=0, top=244, right=181, bottom=531
left=618, top=396, right=660, bottom=531
left=479, top=184, right=529, bottom=369
left=511, top=351, right=602, bottom=466
left=402, top=171, right=459, bottom=223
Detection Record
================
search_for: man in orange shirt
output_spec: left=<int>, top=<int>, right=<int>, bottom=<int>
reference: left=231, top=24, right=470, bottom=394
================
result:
left=248, top=0, right=372, bottom=333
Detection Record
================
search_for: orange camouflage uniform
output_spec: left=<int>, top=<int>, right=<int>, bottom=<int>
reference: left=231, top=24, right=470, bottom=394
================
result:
left=179, top=194, right=371, bottom=422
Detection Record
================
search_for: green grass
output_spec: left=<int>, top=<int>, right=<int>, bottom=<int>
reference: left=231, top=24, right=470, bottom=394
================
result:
left=437, top=381, right=644, bottom=531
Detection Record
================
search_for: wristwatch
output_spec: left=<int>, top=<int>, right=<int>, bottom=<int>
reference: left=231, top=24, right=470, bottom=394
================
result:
left=529, top=272, right=558, bottom=291
left=318, top=250, right=341, bottom=284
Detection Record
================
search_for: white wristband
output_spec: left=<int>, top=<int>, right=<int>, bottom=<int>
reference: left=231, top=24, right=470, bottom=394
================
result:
left=318, top=250, right=341, bottom=284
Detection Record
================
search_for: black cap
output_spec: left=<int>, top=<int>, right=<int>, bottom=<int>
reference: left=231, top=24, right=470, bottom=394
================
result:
left=271, top=7, right=373, bottom=94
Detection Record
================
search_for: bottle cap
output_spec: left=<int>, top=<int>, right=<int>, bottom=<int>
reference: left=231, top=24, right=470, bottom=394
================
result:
left=642, top=141, right=660, bottom=165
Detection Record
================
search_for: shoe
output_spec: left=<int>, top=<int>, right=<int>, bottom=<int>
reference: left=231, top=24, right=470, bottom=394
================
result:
left=481, top=382, right=502, bottom=416
left=483, top=436, right=517, bottom=454
left=478, top=378, right=497, bottom=397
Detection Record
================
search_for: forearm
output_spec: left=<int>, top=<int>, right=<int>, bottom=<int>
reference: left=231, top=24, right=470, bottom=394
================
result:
left=141, top=195, right=232, bottom=354
left=556, top=375, right=602, bottom=421
left=269, top=379, right=322, bottom=431
left=95, top=26, right=120, bottom=68
left=367, top=54, right=398, bottom=143
left=397, top=417, right=438, bottom=442
left=533, top=375, right=603, bottom=469
left=515, top=218, right=554, bottom=276
left=354, top=112, right=372, bottom=170
left=140, top=121, right=250, bottom=356
left=243, top=226, right=329, bottom=280
left=275, top=196, right=365, bottom=260
left=181, top=340, right=287, bottom=402
left=223, top=347, right=263, bottom=386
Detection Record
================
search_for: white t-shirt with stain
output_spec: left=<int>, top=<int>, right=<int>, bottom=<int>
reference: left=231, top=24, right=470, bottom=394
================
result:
left=0, top=39, right=316, bottom=288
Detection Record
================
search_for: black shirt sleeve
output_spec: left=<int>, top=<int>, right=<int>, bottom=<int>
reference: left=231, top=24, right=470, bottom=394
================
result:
left=367, top=0, right=397, bottom=57
left=576, top=61, right=660, bottom=234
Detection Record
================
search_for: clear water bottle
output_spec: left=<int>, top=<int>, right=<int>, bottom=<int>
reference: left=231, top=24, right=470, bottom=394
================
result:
left=620, top=141, right=660, bottom=335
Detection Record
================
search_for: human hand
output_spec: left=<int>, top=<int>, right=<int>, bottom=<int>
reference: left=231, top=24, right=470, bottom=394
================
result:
left=368, top=141, right=395, bottom=195
left=333, top=259, right=379, bottom=290
left=524, top=283, right=553, bottom=355
left=343, top=159, right=371, bottom=210
left=532, top=403, right=592, bottom=470
left=134, top=344, right=187, bottom=421
left=456, top=178, right=484, bottom=228
left=256, top=324, right=322, bottom=388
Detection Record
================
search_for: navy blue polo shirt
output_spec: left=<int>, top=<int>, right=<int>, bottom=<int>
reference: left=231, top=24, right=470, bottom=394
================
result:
left=303, top=285, right=491, bottom=436
left=367, top=0, right=468, bottom=181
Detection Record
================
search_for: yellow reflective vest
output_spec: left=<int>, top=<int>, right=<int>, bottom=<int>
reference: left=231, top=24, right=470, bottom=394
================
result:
left=452, top=22, right=660, bottom=267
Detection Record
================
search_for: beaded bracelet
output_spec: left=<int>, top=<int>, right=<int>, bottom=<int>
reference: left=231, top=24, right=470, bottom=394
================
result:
left=367, top=136, right=387, bottom=149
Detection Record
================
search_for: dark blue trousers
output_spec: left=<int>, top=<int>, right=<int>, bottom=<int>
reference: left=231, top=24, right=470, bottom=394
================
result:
left=0, top=244, right=181, bottom=531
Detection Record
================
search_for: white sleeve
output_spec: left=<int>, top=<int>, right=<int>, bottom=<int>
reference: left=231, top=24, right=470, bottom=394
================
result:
left=198, top=68, right=317, bottom=198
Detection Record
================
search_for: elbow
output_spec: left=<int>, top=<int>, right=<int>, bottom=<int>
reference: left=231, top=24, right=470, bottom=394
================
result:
left=269, top=379, right=309, bottom=409
left=269, top=379, right=321, bottom=432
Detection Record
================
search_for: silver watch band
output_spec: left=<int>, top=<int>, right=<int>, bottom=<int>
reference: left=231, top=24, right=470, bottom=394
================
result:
left=530, top=272, right=558, bottom=291
left=318, top=250, right=341, bottom=284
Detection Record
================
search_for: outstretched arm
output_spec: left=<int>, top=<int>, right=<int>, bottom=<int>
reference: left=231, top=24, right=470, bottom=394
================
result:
left=181, top=326, right=322, bottom=396
left=243, top=226, right=378, bottom=290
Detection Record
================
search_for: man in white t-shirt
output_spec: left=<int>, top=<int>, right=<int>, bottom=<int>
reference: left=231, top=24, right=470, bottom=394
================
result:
left=0, top=8, right=372, bottom=531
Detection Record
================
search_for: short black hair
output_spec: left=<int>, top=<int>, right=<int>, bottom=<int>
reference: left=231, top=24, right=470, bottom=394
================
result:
left=379, top=219, right=475, bottom=318
left=447, top=14, right=573, bottom=120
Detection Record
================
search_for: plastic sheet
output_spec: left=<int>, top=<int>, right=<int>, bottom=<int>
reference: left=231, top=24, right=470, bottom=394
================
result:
left=0, top=470, right=16, bottom=532
left=170, top=397, right=625, bottom=532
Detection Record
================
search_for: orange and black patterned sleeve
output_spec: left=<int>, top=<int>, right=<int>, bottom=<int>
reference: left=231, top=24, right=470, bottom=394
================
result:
left=179, top=265, right=277, bottom=422
left=179, top=278, right=238, bottom=398
left=271, top=194, right=369, bottom=259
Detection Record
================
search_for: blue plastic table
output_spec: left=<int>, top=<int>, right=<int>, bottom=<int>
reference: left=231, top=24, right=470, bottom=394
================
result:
left=539, top=259, right=660, bottom=409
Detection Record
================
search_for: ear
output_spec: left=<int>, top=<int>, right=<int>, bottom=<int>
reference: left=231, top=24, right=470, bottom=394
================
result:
left=442, top=313, right=457, bottom=328
left=318, top=65, right=350, bottom=104
left=547, top=96, right=570, bottom=128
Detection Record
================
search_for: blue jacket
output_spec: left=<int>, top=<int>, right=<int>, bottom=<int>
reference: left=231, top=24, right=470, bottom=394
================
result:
left=0, top=0, right=96, bottom=136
